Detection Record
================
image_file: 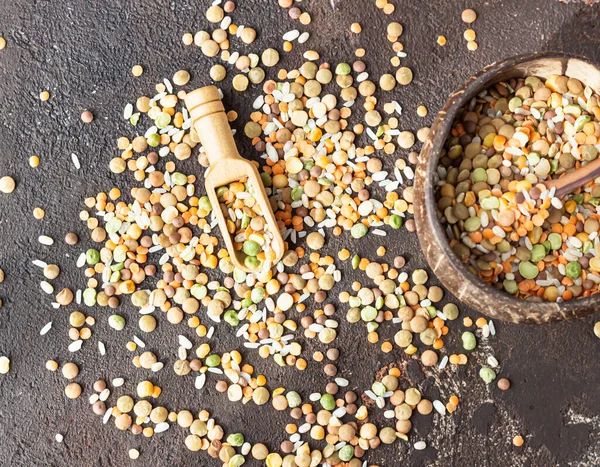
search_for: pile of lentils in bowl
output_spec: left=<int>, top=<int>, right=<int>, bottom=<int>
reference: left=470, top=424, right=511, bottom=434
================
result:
left=436, top=73, right=600, bottom=301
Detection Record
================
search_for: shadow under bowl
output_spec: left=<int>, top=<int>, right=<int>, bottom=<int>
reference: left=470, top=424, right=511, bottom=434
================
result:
left=414, top=51, right=600, bottom=323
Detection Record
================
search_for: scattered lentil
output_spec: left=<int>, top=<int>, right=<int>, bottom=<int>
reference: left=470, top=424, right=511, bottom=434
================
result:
left=513, top=435, right=524, bottom=447
left=461, top=8, right=477, bottom=24
left=479, top=366, right=496, bottom=384
left=0, top=356, right=9, bottom=374
left=0, top=176, right=15, bottom=194
left=81, top=111, right=94, bottom=123
left=65, top=382, right=82, bottom=399
left=497, top=378, right=511, bottom=390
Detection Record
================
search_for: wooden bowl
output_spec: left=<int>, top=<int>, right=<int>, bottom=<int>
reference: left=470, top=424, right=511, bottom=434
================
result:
left=414, top=52, right=600, bottom=323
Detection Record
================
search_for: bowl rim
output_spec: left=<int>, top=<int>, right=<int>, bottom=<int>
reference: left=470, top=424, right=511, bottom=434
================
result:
left=415, top=51, right=600, bottom=323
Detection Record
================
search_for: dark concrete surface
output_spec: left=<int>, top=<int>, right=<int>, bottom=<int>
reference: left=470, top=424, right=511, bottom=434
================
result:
left=0, top=1, right=599, bottom=466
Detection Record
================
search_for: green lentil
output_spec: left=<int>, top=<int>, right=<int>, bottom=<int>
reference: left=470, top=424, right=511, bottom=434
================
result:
left=361, top=306, right=377, bottom=322
left=83, top=288, right=97, bottom=306
left=227, top=433, right=244, bottom=447
left=86, top=249, right=100, bottom=265
left=462, top=331, right=477, bottom=350
left=229, top=454, right=245, bottom=467
left=548, top=233, right=563, bottom=250
left=286, top=391, right=302, bottom=408
left=389, top=214, right=403, bottom=229
left=479, top=366, right=497, bottom=384
left=351, top=223, right=368, bottom=239
left=566, top=262, right=582, bottom=280
left=242, top=240, right=260, bottom=256
left=108, top=314, right=126, bottom=331
left=198, top=196, right=212, bottom=212
left=244, top=256, right=260, bottom=269
left=223, top=310, right=239, bottom=326
left=464, top=217, right=481, bottom=232
left=530, top=244, right=546, bottom=263
left=190, top=284, right=207, bottom=300
left=155, top=112, right=171, bottom=129
left=519, top=261, right=539, bottom=280
left=205, top=354, right=221, bottom=367
left=372, top=381, right=386, bottom=396
left=147, top=133, right=160, bottom=147
left=335, top=63, right=351, bottom=75
left=503, top=280, right=518, bottom=294
left=338, top=445, right=354, bottom=462
left=320, top=393, right=335, bottom=411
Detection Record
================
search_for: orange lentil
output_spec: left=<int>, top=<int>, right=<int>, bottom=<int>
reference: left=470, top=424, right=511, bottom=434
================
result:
left=475, top=317, right=487, bottom=328
left=470, top=231, right=483, bottom=243
left=513, top=436, right=524, bottom=447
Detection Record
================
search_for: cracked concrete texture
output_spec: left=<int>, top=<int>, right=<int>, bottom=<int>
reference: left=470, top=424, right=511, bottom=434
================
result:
left=0, top=0, right=599, bottom=466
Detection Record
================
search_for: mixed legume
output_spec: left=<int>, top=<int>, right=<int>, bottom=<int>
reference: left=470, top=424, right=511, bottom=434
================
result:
left=217, top=178, right=278, bottom=270
left=437, top=74, right=600, bottom=301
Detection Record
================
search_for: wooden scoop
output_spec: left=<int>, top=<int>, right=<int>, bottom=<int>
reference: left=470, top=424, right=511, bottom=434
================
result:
left=185, top=85, right=285, bottom=273
left=544, top=157, right=600, bottom=198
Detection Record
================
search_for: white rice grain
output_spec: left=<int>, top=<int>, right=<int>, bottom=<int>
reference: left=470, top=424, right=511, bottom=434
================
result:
left=38, top=235, right=54, bottom=246
left=71, top=153, right=80, bottom=169
left=40, top=321, right=52, bottom=336
left=68, top=340, right=83, bottom=352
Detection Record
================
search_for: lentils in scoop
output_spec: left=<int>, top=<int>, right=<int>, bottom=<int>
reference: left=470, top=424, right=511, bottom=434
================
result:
left=217, top=178, right=278, bottom=270
left=437, top=74, right=600, bottom=301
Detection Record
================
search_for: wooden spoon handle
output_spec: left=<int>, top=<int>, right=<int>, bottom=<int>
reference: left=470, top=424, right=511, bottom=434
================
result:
left=185, top=86, right=242, bottom=166
left=544, top=157, right=600, bottom=199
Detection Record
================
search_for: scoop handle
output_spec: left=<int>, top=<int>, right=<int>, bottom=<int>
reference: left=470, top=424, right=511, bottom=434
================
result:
left=545, top=157, right=600, bottom=198
left=185, top=85, right=242, bottom=166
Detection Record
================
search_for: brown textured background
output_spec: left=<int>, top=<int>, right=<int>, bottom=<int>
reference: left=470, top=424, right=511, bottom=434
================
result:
left=0, top=1, right=599, bottom=466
